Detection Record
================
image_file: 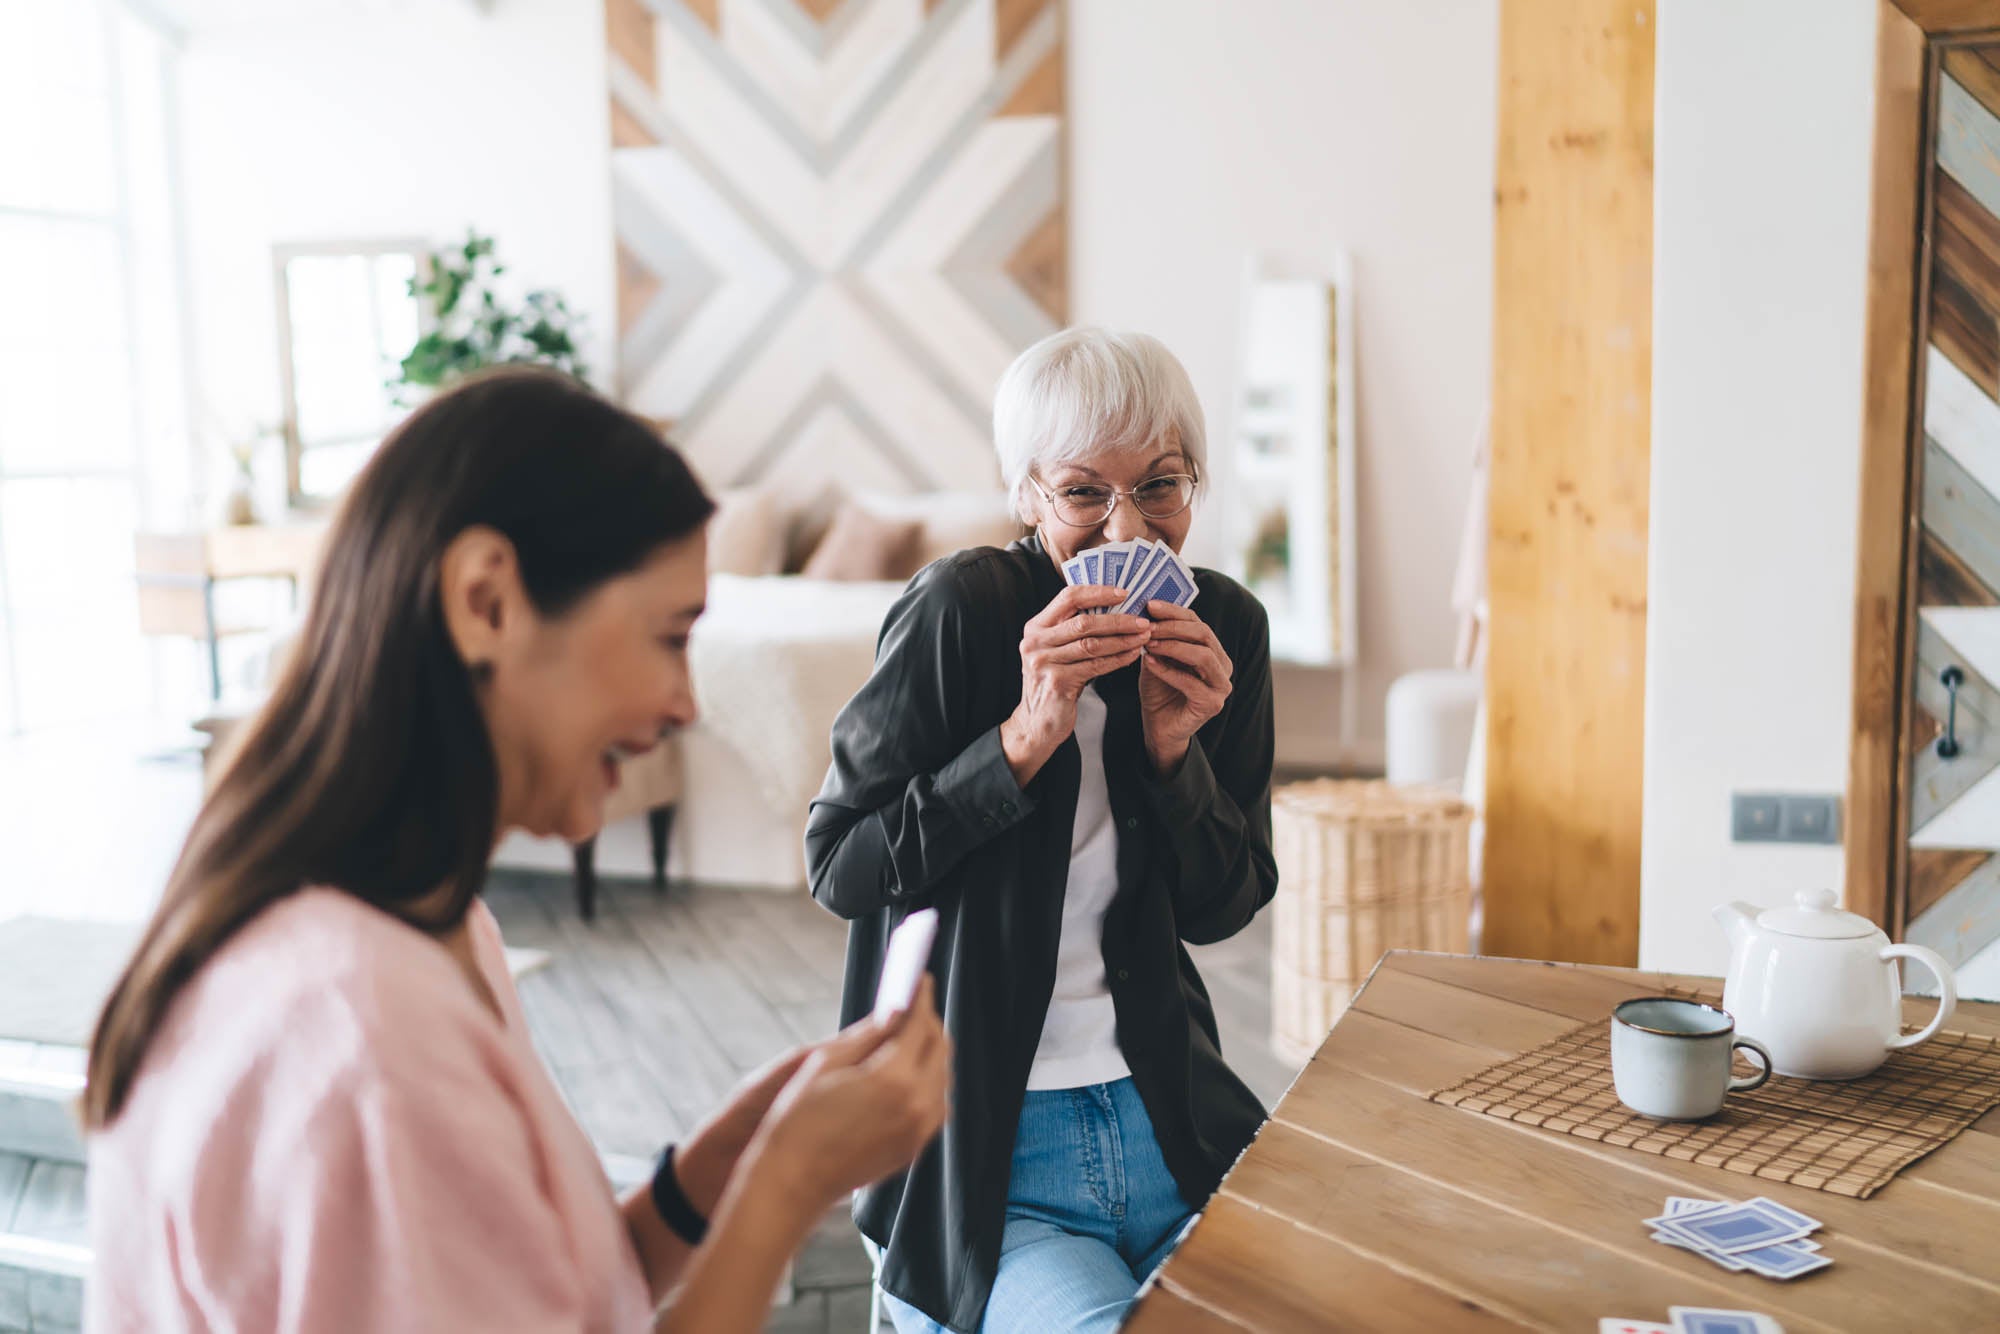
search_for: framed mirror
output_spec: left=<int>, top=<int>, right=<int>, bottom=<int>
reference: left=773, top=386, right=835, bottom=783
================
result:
left=273, top=239, right=428, bottom=508
left=1224, top=252, right=1359, bottom=667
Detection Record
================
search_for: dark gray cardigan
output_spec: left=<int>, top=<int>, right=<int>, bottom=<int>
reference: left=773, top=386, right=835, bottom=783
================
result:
left=804, top=533, right=1278, bottom=1332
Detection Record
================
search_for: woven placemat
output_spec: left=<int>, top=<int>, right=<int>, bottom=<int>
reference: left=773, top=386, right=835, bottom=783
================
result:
left=1427, top=989, right=2000, bottom=1198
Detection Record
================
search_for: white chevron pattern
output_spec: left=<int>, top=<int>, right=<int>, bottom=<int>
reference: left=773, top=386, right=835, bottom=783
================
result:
left=719, top=0, right=926, bottom=146
left=609, top=0, right=1068, bottom=492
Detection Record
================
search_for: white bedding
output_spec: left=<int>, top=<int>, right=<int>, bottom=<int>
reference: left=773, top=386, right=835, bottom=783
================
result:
left=688, top=574, right=905, bottom=827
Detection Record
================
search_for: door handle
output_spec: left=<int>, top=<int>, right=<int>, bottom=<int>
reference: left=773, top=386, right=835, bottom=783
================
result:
left=1939, top=665, right=1965, bottom=760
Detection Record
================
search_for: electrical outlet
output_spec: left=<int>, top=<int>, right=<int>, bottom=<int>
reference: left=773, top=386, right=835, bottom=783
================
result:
left=1732, top=794, right=1783, bottom=842
left=1780, top=794, right=1842, bottom=845
left=1732, top=793, right=1842, bottom=845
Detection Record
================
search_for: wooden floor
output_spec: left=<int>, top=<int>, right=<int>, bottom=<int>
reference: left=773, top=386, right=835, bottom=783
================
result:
left=483, top=869, right=1300, bottom=1157
left=0, top=869, right=1298, bottom=1333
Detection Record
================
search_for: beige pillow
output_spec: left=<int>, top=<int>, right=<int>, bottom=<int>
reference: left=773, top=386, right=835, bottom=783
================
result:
left=851, top=490, right=1024, bottom=573
left=800, top=502, right=923, bottom=582
left=706, top=488, right=786, bottom=577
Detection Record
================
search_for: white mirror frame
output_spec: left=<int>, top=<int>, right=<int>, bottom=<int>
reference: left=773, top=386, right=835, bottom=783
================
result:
left=273, top=237, right=431, bottom=509
left=1224, top=251, right=1359, bottom=671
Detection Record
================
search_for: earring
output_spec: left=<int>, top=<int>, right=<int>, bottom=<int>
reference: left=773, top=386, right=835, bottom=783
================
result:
left=468, top=660, right=494, bottom=685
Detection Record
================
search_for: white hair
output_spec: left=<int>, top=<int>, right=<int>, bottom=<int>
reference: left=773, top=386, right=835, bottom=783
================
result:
left=992, top=327, right=1207, bottom=522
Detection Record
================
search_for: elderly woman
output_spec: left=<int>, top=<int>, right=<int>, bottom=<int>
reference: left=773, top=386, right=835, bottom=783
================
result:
left=807, top=327, right=1277, bottom=1333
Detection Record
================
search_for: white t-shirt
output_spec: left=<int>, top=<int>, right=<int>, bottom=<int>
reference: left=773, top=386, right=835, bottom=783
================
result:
left=1026, top=685, right=1133, bottom=1091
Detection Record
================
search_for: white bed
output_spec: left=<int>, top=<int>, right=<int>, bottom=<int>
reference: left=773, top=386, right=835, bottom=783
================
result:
left=668, top=574, right=905, bottom=889
left=495, top=486, right=1020, bottom=891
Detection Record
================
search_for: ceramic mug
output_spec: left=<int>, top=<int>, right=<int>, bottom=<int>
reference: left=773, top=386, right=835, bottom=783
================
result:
left=1610, top=998, right=1773, bottom=1120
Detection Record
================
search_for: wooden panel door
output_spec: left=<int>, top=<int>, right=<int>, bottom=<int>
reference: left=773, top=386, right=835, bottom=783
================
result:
left=1901, top=43, right=2000, bottom=966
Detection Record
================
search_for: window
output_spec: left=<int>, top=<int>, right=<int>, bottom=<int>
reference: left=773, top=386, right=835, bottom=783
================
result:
left=274, top=242, right=425, bottom=506
left=0, top=0, right=189, bottom=733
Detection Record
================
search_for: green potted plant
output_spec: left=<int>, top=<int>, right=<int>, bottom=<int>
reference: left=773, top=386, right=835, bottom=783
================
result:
left=392, top=231, right=587, bottom=399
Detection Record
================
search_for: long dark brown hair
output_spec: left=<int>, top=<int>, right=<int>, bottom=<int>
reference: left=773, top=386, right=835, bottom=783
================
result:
left=85, top=368, right=713, bottom=1128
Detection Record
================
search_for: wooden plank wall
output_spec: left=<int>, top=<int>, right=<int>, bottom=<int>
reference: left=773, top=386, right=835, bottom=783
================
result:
left=1484, top=0, right=1655, bottom=965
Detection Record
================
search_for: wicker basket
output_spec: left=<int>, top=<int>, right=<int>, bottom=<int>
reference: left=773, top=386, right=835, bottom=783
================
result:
left=1269, top=780, right=1474, bottom=1064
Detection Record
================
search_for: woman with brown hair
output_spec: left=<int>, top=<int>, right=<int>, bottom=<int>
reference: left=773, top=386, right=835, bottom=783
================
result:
left=83, top=368, right=951, bottom=1331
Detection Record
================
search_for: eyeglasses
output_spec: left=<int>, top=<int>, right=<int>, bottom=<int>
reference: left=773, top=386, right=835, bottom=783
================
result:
left=1028, top=473, right=1199, bottom=527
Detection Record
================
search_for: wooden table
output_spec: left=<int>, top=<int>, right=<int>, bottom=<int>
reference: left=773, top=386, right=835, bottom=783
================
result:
left=1125, top=951, right=2000, bottom=1333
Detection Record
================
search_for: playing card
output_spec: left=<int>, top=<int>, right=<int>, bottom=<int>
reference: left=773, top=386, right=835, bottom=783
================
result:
left=1668, top=1307, right=1784, bottom=1334
left=1081, top=549, right=1104, bottom=586
left=1061, top=553, right=1091, bottom=588
left=1128, top=544, right=1168, bottom=600
left=1098, top=541, right=1135, bottom=590
left=1124, top=551, right=1196, bottom=615
left=1127, top=539, right=1155, bottom=588
left=1651, top=1232, right=1747, bottom=1270
left=872, top=908, right=939, bottom=1021
left=1648, top=1201, right=1815, bottom=1254
left=1741, top=1197, right=1820, bottom=1235
left=1732, top=1241, right=1832, bottom=1281
left=1163, top=545, right=1201, bottom=607
left=1667, top=1196, right=1723, bottom=1216
left=1598, top=1321, right=1673, bottom=1334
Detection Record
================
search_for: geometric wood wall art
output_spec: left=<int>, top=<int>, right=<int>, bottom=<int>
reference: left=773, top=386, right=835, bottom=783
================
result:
left=604, top=0, right=1067, bottom=507
left=1901, top=44, right=2000, bottom=970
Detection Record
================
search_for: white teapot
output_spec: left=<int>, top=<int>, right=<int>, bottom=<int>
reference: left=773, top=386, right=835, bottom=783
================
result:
left=1713, top=890, right=1958, bottom=1080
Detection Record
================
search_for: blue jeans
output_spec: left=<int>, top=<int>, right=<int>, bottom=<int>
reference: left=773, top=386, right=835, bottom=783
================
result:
left=882, top=1078, right=1196, bottom=1334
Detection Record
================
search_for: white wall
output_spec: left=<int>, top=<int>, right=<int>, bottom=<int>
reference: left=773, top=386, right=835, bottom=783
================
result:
left=1067, top=0, right=1497, bottom=770
left=175, top=0, right=1493, bottom=769
left=175, top=0, right=616, bottom=514
left=1643, top=0, right=1910, bottom=978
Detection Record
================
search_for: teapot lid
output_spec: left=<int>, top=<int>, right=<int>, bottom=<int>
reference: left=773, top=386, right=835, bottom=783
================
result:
left=1759, top=889, right=1876, bottom=940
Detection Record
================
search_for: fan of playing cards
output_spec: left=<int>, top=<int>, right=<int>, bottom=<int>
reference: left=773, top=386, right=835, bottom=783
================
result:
left=1645, top=1195, right=1829, bottom=1281
left=1061, top=539, right=1199, bottom=615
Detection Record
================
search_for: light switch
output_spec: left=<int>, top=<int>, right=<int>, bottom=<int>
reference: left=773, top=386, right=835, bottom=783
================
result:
left=1732, top=794, right=1782, bottom=842
left=1731, top=792, right=1841, bottom=845
left=1779, top=794, right=1841, bottom=845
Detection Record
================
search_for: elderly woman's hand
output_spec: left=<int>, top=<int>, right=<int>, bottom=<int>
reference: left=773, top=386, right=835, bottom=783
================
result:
left=999, top=585, right=1151, bottom=788
left=1137, top=600, right=1233, bottom=777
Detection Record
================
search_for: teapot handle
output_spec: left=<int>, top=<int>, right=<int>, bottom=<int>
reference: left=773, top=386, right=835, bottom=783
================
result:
left=1882, top=944, right=1959, bottom=1050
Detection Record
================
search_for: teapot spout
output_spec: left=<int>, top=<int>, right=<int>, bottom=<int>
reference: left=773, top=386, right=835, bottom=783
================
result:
left=1713, top=900, right=1760, bottom=949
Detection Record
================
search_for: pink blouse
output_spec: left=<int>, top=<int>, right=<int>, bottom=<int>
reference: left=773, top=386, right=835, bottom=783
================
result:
left=87, top=887, right=654, bottom=1332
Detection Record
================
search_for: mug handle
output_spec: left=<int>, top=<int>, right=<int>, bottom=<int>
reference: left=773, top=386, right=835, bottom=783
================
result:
left=1883, top=944, right=1959, bottom=1050
left=1729, top=1035, right=1773, bottom=1092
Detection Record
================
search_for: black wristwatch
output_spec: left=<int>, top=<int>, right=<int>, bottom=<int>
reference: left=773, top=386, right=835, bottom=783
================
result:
left=650, top=1143, right=710, bottom=1246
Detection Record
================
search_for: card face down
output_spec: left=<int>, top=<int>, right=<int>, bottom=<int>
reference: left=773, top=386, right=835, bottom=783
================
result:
left=1668, top=1308, right=1783, bottom=1334
left=1648, top=1202, right=1813, bottom=1254
left=1099, top=542, right=1133, bottom=589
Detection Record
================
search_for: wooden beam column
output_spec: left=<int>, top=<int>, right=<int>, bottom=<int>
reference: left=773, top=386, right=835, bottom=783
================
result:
left=1484, top=0, right=1656, bottom=965
left=1844, top=0, right=1927, bottom=934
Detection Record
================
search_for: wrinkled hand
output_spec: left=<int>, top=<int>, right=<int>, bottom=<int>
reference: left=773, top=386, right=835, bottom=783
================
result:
left=1137, top=600, right=1233, bottom=776
left=1000, top=584, right=1151, bottom=787
left=752, top=977, right=952, bottom=1209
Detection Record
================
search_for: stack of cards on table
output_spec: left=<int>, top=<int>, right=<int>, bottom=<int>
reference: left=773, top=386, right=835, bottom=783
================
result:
left=1600, top=1308, right=1785, bottom=1334
left=1644, top=1195, right=1829, bottom=1280
left=1060, top=539, right=1198, bottom=616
